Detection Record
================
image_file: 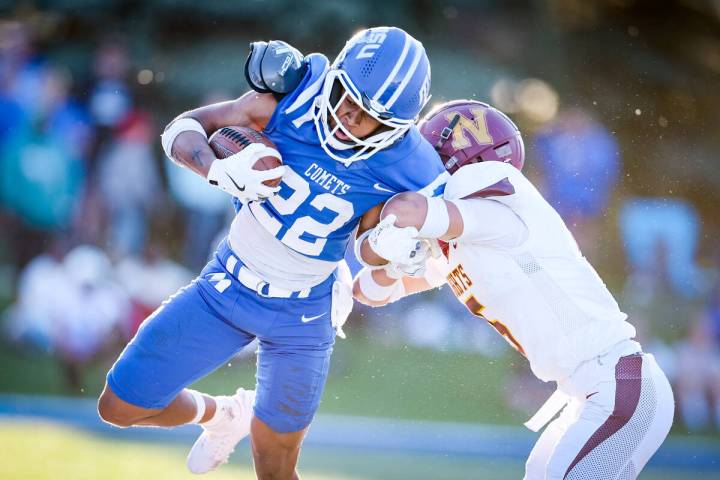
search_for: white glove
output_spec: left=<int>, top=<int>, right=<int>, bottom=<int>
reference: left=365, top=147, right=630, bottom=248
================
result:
left=206, top=143, right=286, bottom=203
left=385, top=250, right=431, bottom=278
left=331, top=260, right=353, bottom=339
left=368, top=214, right=430, bottom=268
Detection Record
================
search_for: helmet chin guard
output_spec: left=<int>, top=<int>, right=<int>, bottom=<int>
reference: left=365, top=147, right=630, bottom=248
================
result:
left=312, top=27, right=431, bottom=165
left=313, top=69, right=413, bottom=165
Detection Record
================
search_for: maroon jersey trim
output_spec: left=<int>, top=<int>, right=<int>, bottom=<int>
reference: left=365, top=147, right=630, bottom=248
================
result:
left=461, top=177, right=515, bottom=200
left=564, top=355, right=643, bottom=478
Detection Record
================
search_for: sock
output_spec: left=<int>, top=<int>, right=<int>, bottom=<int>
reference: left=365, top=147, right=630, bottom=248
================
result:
left=187, top=389, right=207, bottom=425
left=201, top=395, right=234, bottom=431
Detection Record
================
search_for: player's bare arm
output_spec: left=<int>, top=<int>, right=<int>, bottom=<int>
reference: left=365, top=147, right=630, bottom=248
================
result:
left=357, top=203, right=383, bottom=236
left=357, top=191, right=464, bottom=266
left=352, top=266, right=434, bottom=307
left=168, top=92, right=277, bottom=177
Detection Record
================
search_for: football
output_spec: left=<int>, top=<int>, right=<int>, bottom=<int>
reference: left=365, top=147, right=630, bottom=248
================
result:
left=208, top=126, right=283, bottom=187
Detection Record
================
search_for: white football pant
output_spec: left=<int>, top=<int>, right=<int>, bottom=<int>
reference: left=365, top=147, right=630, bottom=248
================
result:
left=525, top=353, right=674, bottom=480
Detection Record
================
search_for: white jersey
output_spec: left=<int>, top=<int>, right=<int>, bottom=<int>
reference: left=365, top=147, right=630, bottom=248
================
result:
left=439, top=161, right=636, bottom=383
left=228, top=206, right=336, bottom=291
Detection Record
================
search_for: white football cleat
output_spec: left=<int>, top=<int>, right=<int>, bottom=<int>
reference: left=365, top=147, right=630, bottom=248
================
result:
left=187, top=388, right=255, bottom=474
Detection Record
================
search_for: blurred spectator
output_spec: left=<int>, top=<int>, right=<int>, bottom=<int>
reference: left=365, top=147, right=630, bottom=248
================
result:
left=533, top=108, right=621, bottom=258
left=165, top=91, right=232, bottom=270
left=4, top=244, right=128, bottom=390
left=97, top=110, right=160, bottom=257
left=4, top=239, right=69, bottom=351
left=0, top=94, right=24, bottom=149
left=115, top=246, right=192, bottom=338
left=0, top=21, right=46, bottom=117
left=74, top=37, right=134, bottom=245
left=88, top=38, right=132, bottom=130
left=55, top=245, right=129, bottom=389
left=706, top=277, right=720, bottom=346
left=620, top=197, right=702, bottom=301
left=674, top=317, right=720, bottom=432
left=0, top=68, right=88, bottom=232
left=40, top=67, right=94, bottom=158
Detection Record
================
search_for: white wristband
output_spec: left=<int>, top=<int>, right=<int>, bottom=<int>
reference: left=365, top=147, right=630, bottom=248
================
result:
left=353, top=229, right=380, bottom=269
left=418, top=195, right=450, bottom=238
left=161, top=117, right=207, bottom=161
left=357, top=268, right=405, bottom=303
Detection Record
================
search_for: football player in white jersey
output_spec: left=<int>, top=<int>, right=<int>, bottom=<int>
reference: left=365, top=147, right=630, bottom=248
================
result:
left=352, top=100, right=675, bottom=480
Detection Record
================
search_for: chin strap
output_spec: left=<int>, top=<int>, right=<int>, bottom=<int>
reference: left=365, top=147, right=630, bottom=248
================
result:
left=434, top=113, right=461, bottom=151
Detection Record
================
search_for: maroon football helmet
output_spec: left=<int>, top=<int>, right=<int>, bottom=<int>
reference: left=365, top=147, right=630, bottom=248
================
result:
left=419, top=100, right=525, bottom=173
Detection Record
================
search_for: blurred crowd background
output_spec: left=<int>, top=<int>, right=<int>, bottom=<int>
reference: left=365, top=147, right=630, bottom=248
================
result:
left=1, top=0, right=719, bottom=436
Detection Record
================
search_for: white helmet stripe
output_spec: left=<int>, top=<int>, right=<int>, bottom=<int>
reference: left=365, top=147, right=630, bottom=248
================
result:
left=384, top=39, right=423, bottom=110
left=372, top=33, right=411, bottom=102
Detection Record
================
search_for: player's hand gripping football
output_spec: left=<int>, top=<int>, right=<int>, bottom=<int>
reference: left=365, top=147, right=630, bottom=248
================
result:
left=207, top=143, right=286, bottom=204
left=367, top=214, right=431, bottom=277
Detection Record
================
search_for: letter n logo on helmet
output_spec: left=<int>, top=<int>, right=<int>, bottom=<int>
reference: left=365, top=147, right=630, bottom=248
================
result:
left=445, top=108, right=493, bottom=150
left=419, top=100, right=525, bottom=173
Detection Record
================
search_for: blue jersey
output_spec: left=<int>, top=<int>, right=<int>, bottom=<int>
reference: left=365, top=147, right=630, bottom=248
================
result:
left=243, top=54, right=447, bottom=262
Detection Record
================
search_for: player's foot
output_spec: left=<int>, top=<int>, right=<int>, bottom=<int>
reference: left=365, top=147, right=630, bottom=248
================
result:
left=186, top=388, right=255, bottom=474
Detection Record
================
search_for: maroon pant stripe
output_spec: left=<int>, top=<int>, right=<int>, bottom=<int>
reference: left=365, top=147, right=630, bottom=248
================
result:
left=564, top=355, right=643, bottom=478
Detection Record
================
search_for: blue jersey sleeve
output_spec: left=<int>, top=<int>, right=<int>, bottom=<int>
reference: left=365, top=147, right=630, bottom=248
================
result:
left=365, top=126, right=449, bottom=197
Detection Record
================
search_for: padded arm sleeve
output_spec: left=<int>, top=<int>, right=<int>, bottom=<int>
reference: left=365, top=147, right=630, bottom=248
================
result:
left=244, top=40, right=307, bottom=96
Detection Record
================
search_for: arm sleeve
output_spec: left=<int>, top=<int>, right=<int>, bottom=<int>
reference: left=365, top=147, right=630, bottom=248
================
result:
left=449, top=198, right=528, bottom=249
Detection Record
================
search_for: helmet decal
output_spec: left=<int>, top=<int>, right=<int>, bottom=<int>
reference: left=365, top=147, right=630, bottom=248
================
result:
left=445, top=108, right=493, bottom=150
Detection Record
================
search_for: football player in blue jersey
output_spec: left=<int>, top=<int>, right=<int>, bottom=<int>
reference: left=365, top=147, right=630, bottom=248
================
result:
left=97, top=27, right=447, bottom=479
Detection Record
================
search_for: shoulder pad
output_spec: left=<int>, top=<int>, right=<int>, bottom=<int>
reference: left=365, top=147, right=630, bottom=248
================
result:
left=444, top=162, right=520, bottom=201
left=244, top=40, right=307, bottom=95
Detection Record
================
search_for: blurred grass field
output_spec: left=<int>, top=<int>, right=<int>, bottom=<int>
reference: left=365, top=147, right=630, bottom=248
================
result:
left=0, top=334, right=524, bottom=425
left=1, top=420, right=716, bottom=480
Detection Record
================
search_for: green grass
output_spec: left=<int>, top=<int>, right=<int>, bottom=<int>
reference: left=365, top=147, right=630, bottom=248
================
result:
left=0, top=335, right=521, bottom=424
left=0, top=421, right=258, bottom=480
left=194, top=335, right=521, bottom=424
left=1, top=420, right=716, bottom=480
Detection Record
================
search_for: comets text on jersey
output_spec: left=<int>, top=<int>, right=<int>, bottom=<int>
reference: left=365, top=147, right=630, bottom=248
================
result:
left=304, top=163, right=351, bottom=196
left=447, top=264, right=472, bottom=297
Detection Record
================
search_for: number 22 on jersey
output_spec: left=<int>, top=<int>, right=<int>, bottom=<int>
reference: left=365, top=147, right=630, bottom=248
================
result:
left=250, top=167, right=354, bottom=257
left=447, top=263, right=526, bottom=356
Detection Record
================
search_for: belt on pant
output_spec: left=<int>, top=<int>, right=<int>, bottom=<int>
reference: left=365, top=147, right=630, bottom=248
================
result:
left=222, top=253, right=312, bottom=299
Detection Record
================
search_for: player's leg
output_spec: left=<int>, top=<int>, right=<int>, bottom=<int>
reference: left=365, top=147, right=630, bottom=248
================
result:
left=619, top=354, right=674, bottom=477
left=251, top=416, right=304, bottom=480
left=545, top=354, right=667, bottom=480
left=98, top=383, right=216, bottom=427
left=250, top=294, right=335, bottom=479
left=98, top=274, right=255, bottom=429
left=524, top=399, right=580, bottom=480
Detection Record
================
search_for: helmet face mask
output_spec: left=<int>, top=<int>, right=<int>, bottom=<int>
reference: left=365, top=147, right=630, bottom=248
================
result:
left=313, top=27, right=431, bottom=165
left=314, top=69, right=408, bottom=162
left=419, top=100, right=525, bottom=173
